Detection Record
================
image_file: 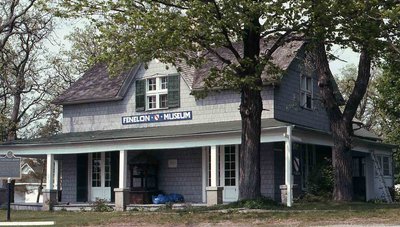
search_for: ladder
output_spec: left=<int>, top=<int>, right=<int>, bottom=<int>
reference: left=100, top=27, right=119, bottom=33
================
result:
left=371, top=152, right=393, bottom=203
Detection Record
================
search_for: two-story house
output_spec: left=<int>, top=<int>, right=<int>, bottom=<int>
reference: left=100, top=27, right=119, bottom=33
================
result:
left=0, top=40, right=394, bottom=210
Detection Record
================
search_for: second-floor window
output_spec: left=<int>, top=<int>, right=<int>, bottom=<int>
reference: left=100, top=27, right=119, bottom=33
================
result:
left=146, top=77, right=168, bottom=110
left=135, top=74, right=180, bottom=111
left=300, top=74, right=313, bottom=109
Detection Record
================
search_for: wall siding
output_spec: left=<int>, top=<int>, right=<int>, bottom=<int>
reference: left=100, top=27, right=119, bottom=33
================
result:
left=62, top=60, right=274, bottom=133
left=60, top=154, right=77, bottom=203
left=127, top=148, right=203, bottom=203
left=274, top=54, right=330, bottom=132
left=260, top=143, right=275, bottom=198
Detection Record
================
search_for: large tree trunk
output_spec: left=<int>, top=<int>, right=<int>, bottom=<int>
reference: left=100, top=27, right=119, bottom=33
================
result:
left=314, top=41, right=372, bottom=201
left=238, top=17, right=263, bottom=200
left=331, top=121, right=353, bottom=201
left=239, top=87, right=262, bottom=199
left=313, top=42, right=353, bottom=201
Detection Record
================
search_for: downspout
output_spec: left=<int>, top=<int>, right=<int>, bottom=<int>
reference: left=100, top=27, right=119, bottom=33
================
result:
left=285, top=125, right=295, bottom=207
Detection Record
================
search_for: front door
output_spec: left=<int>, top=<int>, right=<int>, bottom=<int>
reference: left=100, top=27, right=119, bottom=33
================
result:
left=89, top=152, right=112, bottom=201
left=352, top=156, right=366, bottom=201
left=206, top=145, right=239, bottom=202
left=220, top=145, right=239, bottom=202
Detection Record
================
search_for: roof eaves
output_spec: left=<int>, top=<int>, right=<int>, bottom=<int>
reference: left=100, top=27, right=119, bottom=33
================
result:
left=116, top=63, right=143, bottom=98
left=58, top=96, right=124, bottom=106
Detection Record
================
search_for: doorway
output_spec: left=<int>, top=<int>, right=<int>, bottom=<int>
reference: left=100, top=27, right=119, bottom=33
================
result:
left=89, top=152, right=112, bottom=201
left=206, top=145, right=239, bottom=202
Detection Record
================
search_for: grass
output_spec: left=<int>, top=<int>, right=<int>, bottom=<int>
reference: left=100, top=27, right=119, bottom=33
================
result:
left=1, top=202, right=400, bottom=226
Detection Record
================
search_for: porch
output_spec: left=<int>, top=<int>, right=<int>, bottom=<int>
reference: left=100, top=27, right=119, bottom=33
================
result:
left=0, top=119, right=394, bottom=211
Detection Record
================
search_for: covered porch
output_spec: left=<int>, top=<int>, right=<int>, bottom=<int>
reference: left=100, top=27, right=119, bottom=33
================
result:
left=0, top=118, right=392, bottom=211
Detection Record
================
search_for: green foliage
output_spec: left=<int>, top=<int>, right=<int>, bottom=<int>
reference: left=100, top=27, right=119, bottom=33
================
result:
left=91, top=198, right=114, bottom=212
left=306, top=158, right=334, bottom=199
left=226, top=197, right=279, bottom=209
left=376, top=51, right=400, bottom=183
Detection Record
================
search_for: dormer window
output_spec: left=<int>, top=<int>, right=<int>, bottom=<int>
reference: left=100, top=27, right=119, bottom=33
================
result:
left=135, top=74, right=180, bottom=112
left=146, top=77, right=168, bottom=110
left=300, top=74, right=313, bottom=109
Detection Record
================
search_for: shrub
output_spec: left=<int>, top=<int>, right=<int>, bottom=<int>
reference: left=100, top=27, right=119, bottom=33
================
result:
left=306, top=158, right=333, bottom=199
left=227, top=196, right=278, bottom=209
left=91, top=198, right=113, bottom=212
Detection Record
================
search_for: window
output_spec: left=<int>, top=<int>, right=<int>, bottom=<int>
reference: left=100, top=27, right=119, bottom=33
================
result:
left=377, top=155, right=391, bottom=176
left=148, top=78, right=156, bottom=91
left=224, top=145, right=236, bottom=186
left=145, top=77, right=167, bottom=110
left=136, top=74, right=180, bottom=111
left=300, top=74, right=313, bottom=109
left=92, top=153, right=101, bottom=187
left=104, top=152, right=111, bottom=187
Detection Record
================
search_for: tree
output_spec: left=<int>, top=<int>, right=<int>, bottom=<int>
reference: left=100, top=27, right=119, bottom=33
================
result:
left=335, top=64, right=380, bottom=132
left=54, top=0, right=306, bottom=199
left=375, top=51, right=400, bottom=182
left=308, top=0, right=400, bottom=201
left=0, top=0, right=37, bottom=52
left=0, top=1, right=68, bottom=140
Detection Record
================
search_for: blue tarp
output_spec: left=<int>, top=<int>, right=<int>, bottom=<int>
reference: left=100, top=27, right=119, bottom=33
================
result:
left=152, top=193, right=184, bottom=204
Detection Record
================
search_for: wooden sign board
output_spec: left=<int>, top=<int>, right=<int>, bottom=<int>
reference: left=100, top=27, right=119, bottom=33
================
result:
left=0, top=151, right=21, bottom=179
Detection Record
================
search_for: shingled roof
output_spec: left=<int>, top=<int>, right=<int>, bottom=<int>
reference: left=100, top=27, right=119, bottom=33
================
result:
left=53, top=63, right=142, bottom=105
left=187, top=40, right=304, bottom=90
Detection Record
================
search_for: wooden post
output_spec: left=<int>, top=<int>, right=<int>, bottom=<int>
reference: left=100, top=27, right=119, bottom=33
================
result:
left=210, top=145, right=218, bottom=187
left=46, top=154, right=54, bottom=190
left=285, top=126, right=293, bottom=207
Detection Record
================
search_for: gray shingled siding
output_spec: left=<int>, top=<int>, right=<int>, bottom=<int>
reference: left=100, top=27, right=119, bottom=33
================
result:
left=60, top=154, right=77, bottom=203
left=260, top=143, right=275, bottom=199
left=62, top=60, right=274, bottom=133
left=274, top=53, right=330, bottom=132
left=58, top=145, right=285, bottom=203
left=127, top=148, right=203, bottom=203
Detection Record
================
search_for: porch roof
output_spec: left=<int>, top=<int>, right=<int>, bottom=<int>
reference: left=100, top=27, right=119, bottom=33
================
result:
left=3, top=119, right=289, bottom=146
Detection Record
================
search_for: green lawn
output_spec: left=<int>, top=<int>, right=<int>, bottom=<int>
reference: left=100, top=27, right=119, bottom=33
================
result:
left=1, top=202, right=400, bottom=226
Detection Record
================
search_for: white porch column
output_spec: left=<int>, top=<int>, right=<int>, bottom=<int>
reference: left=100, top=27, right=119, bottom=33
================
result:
left=285, top=126, right=294, bottom=207
left=119, top=150, right=128, bottom=189
left=206, top=145, right=223, bottom=205
left=43, top=154, right=56, bottom=211
left=210, top=145, right=218, bottom=187
left=115, top=150, right=129, bottom=211
left=54, top=160, right=59, bottom=190
left=46, top=154, right=54, bottom=190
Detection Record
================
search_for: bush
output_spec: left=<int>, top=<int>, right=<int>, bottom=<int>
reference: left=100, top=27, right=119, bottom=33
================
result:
left=227, top=197, right=278, bottom=209
left=91, top=198, right=113, bottom=212
left=306, top=158, right=333, bottom=199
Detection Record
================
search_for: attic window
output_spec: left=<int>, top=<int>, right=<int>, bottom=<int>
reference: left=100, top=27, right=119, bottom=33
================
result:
left=135, top=74, right=180, bottom=112
left=300, top=74, right=313, bottom=109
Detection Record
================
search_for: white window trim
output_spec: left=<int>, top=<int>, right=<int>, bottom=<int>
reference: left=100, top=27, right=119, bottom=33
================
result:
left=146, top=76, right=168, bottom=111
left=377, top=155, right=392, bottom=177
left=300, top=74, right=313, bottom=110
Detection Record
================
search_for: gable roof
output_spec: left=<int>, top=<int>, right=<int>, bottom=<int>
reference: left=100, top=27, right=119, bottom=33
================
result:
left=54, top=40, right=345, bottom=105
left=188, top=40, right=304, bottom=90
left=53, top=63, right=142, bottom=105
